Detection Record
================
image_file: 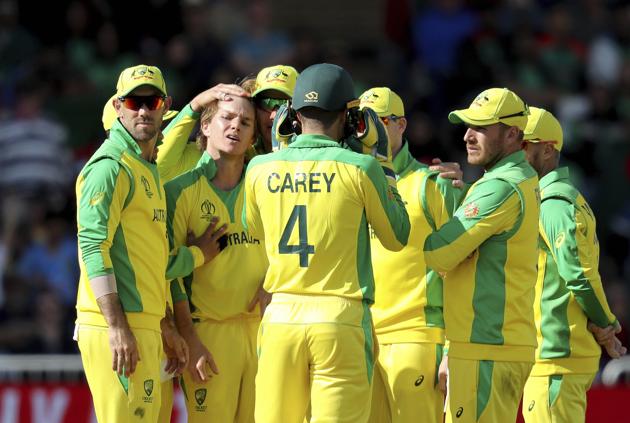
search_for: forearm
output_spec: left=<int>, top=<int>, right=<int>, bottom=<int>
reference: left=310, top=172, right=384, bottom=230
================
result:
left=173, top=300, right=197, bottom=341
left=96, top=292, right=130, bottom=330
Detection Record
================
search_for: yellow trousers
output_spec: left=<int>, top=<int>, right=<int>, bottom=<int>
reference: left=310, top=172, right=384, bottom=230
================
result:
left=523, top=373, right=595, bottom=423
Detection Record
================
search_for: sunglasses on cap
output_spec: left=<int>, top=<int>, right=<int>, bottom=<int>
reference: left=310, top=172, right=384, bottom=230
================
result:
left=118, top=95, right=166, bottom=111
left=380, top=115, right=402, bottom=125
left=255, top=97, right=287, bottom=112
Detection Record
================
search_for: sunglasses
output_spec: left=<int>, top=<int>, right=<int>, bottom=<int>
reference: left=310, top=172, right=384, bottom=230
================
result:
left=380, top=115, right=402, bottom=125
left=255, top=97, right=287, bottom=112
left=119, top=95, right=166, bottom=111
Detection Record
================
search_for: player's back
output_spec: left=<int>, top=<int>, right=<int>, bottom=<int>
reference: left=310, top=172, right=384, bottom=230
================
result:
left=243, top=134, right=409, bottom=305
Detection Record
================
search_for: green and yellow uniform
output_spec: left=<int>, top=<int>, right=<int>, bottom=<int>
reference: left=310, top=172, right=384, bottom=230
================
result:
left=243, top=134, right=410, bottom=423
left=523, top=167, right=616, bottom=423
left=424, top=150, right=540, bottom=423
left=75, top=119, right=202, bottom=422
left=369, top=141, right=461, bottom=423
left=165, top=152, right=267, bottom=422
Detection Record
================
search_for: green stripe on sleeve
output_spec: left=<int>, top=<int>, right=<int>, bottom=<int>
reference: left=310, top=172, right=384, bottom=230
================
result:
left=541, top=198, right=611, bottom=327
left=170, top=278, right=188, bottom=303
left=539, top=248, right=571, bottom=359
left=110, top=225, right=142, bottom=312
left=356, top=212, right=375, bottom=302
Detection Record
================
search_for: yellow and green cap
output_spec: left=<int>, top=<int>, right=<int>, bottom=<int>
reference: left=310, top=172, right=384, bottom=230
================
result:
left=359, top=87, right=405, bottom=117
left=252, top=65, right=298, bottom=98
left=448, top=88, right=529, bottom=130
left=115, top=64, right=167, bottom=98
left=102, top=94, right=178, bottom=131
left=524, top=107, right=563, bottom=151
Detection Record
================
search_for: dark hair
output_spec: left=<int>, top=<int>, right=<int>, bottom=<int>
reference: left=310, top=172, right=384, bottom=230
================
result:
left=297, top=106, right=343, bottom=128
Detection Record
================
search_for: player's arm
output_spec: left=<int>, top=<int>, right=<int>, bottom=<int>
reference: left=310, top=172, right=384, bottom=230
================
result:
left=241, top=162, right=264, bottom=239
left=359, top=157, right=410, bottom=251
left=77, top=159, right=139, bottom=377
left=540, top=198, right=617, bottom=327
left=158, top=104, right=201, bottom=181
left=424, top=179, right=520, bottom=273
left=424, top=173, right=465, bottom=229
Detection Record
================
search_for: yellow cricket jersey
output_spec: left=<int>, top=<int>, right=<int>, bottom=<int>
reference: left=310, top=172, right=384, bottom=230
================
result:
left=157, top=104, right=203, bottom=182
left=76, top=120, right=201, bottom=332
left=531, top=167, right=616, bottom=376
left=424, top=150, right=540, bottom=362
left=242, top=134, right=410, bottom=305
left=371, top=142, right=463, bottom=344
left=165, top=152, right=268, bottom=321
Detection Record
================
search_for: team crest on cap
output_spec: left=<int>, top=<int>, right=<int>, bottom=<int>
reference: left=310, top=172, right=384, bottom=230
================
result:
left=472, top=92, right=491, bottom=108
left=464, top=202, right=479, bottom=218
left=265, top=69, right=289, bottom=83
left=304, top=91, right=319, bottom=102
left=131, top=66, right=155, bottom=80
left=361, top=92, right=379, bottom=105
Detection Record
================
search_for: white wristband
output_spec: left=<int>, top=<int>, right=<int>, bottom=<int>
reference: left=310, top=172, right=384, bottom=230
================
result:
left=89, top=274, right=118, bottom=299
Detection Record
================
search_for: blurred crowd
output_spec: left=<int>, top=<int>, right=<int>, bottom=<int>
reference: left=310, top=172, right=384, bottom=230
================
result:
left=0, top=0, right=628, bottom=376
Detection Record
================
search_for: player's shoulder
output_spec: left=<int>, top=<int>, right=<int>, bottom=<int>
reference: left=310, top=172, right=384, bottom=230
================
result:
left=164, top=165, right=204, bottom=197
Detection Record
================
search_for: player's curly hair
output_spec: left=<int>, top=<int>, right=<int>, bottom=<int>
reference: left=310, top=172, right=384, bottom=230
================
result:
left=195, top=77, right=258, bottom=151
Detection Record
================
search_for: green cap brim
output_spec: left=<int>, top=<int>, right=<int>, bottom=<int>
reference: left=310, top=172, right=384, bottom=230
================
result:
left=252, top=86, right=293, bottom=98
left=448, top=110, right=499, bottom=126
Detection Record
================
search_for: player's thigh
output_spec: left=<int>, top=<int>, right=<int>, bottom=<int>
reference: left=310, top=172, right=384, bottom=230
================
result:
left=182, top=320, right=249, bottom=423
left=384, top=343, right=444, bottom=423
left=78, top=325, right=162, bottom=422
left=157, top=379, right=174, bottom=423
left=255, top=322, right=310, bottom=423
left=524, top=373, right=593, bottom=423
left=446, top=357, right=531, bottom=423
left=234, top=319, right=260, bottom=423
left=308, top=322, right=375, bottom=423
left=368, top=355, right=392, bottom=423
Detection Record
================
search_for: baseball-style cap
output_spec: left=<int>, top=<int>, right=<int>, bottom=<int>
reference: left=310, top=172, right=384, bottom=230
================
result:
left=292, top=63, right=358, bottom=112
left=448, top=88, right=529, bottom=130
left=115, top=65, right=168, bottom=98
left=102, top=94, right=178, bottom=131
left=359, top=87, right=405, bottom=117
left=524, top=107, right=563, bottom=151
left=252, top=65, right=298, bottom=98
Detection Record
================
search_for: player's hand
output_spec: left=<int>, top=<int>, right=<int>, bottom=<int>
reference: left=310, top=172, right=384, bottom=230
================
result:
left=186, top=336, right=219, bottom=383
left=108, top=326, right=140, bottom=377
left=429, top=158, right=464, bottom=189
left=438, top=355, right=448, bottom=396
left=187, top=217, right=228, bottom=264
left=587, top=322, right=617, bottom=345
left=343, top=107, right=395, bottom=182
left=603, top=335, right=627, bottom=359
left=190, top=83, right=249, bottom=113
left=161, top=324, right=189, bottom=375
left=247, top=283, right=272, bottom=317
left=271, top=103, right=299, bottom=151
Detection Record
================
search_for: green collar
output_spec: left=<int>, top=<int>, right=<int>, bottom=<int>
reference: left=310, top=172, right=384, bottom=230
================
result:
left=392, top=139, right=417, bottom=174
left=539, top=166, right=570, bottom=190
left=109, top=118, right=163, bottom=153
left=486, top=150, right=527, bottom=175
left=289, top=134, right=340, bottom=149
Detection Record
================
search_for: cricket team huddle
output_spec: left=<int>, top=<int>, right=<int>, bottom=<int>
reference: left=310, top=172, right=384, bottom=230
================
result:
left=74, top=61, right=626, bottom=423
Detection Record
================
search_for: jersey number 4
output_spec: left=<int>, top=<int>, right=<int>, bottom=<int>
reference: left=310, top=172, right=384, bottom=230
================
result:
left=279, top=205, right=315, bottom=267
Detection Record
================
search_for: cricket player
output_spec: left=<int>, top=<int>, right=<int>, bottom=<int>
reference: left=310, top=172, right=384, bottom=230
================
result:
left=521, top=107, right=627, bottom=423
left=360, top=87, right=463, bottom=423
left=156, top=65, right=298, bottom=181
left=76, top=65, right=220, bottom=422
left=243, top=63, right=410, bottom=423
left=165, top=93, right=268, bottom=422
left=424, top=88, right=540, bottom=423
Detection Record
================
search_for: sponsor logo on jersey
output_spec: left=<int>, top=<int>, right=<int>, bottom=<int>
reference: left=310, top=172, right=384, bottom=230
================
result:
left=201, top=200, right=216, bottom=221
left=456, top=407, right=464, bottom=418
left=528, top=400, right=535, bottom=411
left=89, top=191, right=105, bottom=206
left=464, top=202, right=479, bottom=218
left=141, top=176, right=153, bottom=198
left=304, top=91, right=319, bottom=102
left=414, top=375, right=424, bottom=386
left=267, top=172, right=336, bottom=193
left=554, top=231, right=565, bottom=248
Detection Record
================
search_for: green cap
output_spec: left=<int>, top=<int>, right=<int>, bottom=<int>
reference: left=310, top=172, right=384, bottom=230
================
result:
left=292, top=63, right=357, bottom=112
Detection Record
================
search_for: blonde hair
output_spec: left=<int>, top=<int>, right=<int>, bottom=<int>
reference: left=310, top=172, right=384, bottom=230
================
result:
left=195, top=78, right=258, bottom=151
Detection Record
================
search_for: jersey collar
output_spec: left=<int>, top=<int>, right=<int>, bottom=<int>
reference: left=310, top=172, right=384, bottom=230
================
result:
left=539, top=166, right=570, bottom=190
left=392, top=139, right=417, bottom=175
left=485, top=150, right=527, bottom=175
left=109, top=118, right=164, bottom=154
left=289, top=134, right=340, bottom=148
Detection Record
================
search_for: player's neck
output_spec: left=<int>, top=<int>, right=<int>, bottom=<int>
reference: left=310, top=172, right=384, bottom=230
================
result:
left=212, top=153, right=245, bottom=191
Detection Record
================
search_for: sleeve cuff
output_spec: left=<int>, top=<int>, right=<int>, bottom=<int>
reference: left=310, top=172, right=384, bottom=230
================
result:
left=188, top=245, right=205, bottom=268
left=184, top=103, right=201, bottom=119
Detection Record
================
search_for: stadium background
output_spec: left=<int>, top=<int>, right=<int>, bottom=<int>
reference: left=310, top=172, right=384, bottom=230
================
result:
left=0, top=0, right=628, bottom=421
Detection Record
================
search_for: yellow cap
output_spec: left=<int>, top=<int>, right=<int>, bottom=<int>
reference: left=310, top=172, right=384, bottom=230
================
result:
left=102, top=94, right=178, bottom=131
left=448, top=88, right=529, bottom=130
left=252, top=65, right=298, bottom=98
left=359, top=87, right=405, bottom=117
left=524, top=107, right=563, bottom=151
left=115, top=65, right=167, bottom=98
